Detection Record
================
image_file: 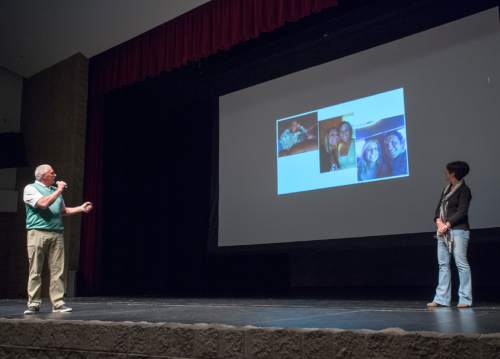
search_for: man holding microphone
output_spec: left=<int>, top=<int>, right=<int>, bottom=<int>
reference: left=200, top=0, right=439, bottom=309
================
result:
left=22, top=164, right=93, bottom=314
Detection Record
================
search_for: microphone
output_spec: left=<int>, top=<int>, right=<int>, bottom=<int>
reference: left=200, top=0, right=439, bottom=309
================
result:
left=56, top=181, right=68, bottom=189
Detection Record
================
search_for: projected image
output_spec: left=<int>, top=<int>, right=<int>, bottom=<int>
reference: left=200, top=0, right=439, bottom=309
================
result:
left=319, top=117, right=357, bottom=173
left=383, top=130, right=408, bottom=176
left=355, top=115, right=408, bottom=182
left=277, top=88, right=408, bottom=194
left=357, top=138, right=387, bottom=181
left=277, top=113, right=318, bottom=157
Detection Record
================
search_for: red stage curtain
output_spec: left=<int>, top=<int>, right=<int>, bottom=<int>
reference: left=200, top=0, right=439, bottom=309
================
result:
left=89, top=0, right=337, bottom=99
left=80, top=0, right=338, bottom=293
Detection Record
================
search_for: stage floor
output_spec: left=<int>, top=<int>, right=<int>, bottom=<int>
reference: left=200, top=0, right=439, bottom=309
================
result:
left=1, top=297, right=500, bottom=334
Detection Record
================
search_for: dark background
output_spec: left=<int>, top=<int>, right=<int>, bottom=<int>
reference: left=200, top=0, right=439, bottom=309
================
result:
left=98, top=0, right=500, bottom=300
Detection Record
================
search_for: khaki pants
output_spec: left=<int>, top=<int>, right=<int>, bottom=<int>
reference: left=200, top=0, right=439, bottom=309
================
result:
left=27, top=229, right=66, bottom=308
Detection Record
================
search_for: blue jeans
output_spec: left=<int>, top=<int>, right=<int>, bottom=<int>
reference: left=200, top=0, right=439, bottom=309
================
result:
left=433, top=229, right=472, bottom=306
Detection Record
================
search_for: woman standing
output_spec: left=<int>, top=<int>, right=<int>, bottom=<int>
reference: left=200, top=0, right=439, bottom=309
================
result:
left=428, top=161, right=473, bottom=308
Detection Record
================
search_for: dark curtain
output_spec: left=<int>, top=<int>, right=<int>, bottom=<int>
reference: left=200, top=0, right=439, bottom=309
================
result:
left=97, top=83, right=216, bottom=295
left=80, top=0, right=338, bottom=294
left=79, top=93, right=104, bottom=293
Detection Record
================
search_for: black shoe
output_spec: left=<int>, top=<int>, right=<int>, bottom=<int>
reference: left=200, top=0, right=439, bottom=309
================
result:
left=23, top=306, right=40, bottom=315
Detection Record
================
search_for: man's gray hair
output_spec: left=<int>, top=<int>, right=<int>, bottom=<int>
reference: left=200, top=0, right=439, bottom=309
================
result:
left=34, top=164, right=52, bottom=181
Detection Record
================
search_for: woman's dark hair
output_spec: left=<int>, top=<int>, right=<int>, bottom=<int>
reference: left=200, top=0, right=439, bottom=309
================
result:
left=446, top=161, right=470, bottom=180
left=339, top=121, right=353, bottom=137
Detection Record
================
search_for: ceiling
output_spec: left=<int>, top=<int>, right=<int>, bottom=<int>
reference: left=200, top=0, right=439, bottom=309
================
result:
left=0, top=0, right=210, bottom=78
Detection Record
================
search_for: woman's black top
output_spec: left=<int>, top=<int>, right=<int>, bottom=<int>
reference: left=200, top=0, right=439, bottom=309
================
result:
left=434, top=182, right=472, bottom=230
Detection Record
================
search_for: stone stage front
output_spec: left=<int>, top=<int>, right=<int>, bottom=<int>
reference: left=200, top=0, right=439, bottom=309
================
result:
left=1, top=297, right=499, bottom=358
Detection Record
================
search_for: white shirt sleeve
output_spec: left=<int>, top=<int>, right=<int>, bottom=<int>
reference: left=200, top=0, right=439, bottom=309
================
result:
left=23, top=184, right=43, bottom=208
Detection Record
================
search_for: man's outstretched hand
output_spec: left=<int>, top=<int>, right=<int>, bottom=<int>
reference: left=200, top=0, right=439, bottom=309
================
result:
left=81, top=202, right=93, bottom=213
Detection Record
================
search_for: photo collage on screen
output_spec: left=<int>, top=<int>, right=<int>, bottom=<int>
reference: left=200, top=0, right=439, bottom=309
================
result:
left=276, top=88, right=409, bottom=194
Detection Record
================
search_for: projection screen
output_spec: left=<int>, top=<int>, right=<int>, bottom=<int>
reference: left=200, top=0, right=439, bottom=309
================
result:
left=219, top=8, right=500, bottom=247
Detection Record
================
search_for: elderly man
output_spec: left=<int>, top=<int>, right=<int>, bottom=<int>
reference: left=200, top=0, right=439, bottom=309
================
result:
left=23, top=164, right=93, bottom=314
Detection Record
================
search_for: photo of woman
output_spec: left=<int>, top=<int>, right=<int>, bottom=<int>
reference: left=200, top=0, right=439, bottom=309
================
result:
left=357, top=138, right=389, bottom=181
left=337, top=121, right=356, bottom=170
left=322, top=127, right=340, bottom=171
